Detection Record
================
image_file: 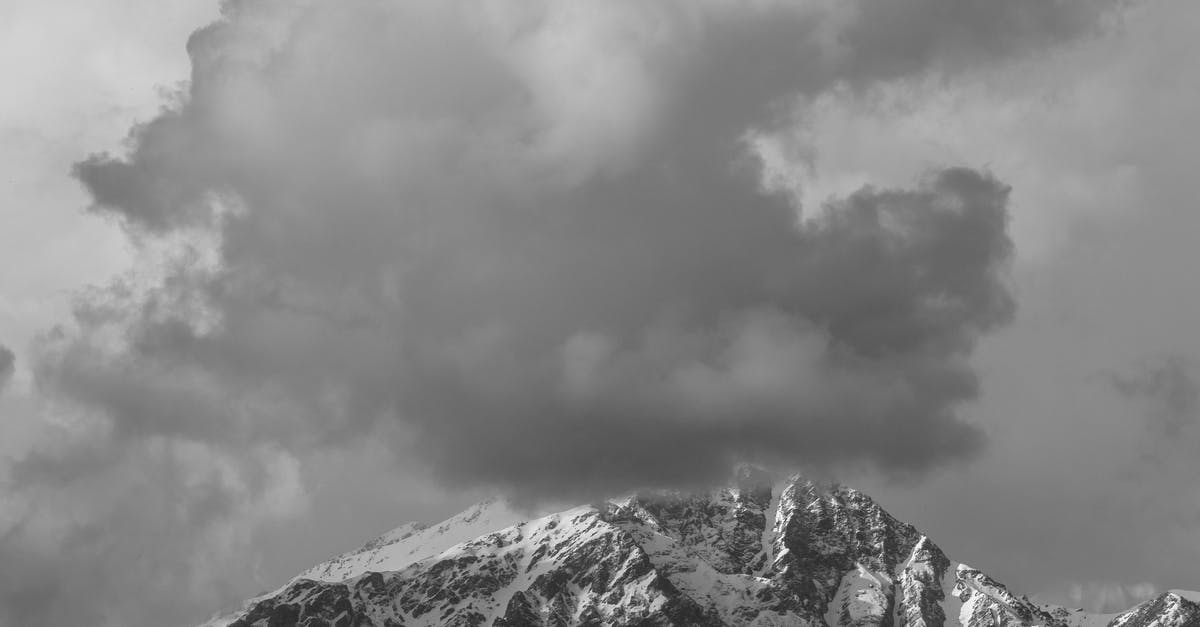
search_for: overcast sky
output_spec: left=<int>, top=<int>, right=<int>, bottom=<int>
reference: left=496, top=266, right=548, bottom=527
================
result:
left=2, top=1, right=1199, bottom=625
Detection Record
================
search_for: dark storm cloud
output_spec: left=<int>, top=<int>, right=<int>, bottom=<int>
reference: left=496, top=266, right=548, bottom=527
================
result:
left=409, top=168, right=1014, bottom=495
left=1108, top=355, right=1200, bottom=437
left=51, top=0, right=1115, bottom=501
left=0, top=344, right=13, bottom=392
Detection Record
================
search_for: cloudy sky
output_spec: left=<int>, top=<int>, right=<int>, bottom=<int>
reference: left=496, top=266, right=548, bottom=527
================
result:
left=2, top=0, right=1199, bottom=624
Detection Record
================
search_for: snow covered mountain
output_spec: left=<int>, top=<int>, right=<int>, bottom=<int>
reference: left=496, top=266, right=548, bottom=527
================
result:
left=206, top=469, right=1199, bottom=626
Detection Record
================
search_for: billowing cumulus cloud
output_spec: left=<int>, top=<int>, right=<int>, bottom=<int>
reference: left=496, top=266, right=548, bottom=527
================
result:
left=56, top=0, right=1070, bottom=499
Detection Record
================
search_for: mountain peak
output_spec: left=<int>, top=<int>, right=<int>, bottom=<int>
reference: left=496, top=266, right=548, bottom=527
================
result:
left=209, top=476, right=1197, bottom=626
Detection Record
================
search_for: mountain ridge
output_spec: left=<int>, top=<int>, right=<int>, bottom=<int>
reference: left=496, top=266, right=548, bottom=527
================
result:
left=204, top=471, right=1198, bottom=626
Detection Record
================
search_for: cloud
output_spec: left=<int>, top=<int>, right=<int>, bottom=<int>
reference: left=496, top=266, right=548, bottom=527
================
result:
left=0, top=437, right=307, bottom=627
left=1107, top=355, right=1199, bottom=437
left=54, top=0, right=1067, bottom=500
left=1063, top=581, right=1159, bottom=614
left=0, top=344, right=13, bottom=392
left=1104, top=353, right=1200, bottom=437
left=798, top=3, right=1200, bottom=607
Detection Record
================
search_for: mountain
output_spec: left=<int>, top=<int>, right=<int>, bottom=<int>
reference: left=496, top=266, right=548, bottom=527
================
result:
left=204, top=469, right=1199, bottom=626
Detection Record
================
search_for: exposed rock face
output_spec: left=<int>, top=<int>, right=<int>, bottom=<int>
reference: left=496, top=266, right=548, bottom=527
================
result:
left=209, top=474, right=1199, bottom=627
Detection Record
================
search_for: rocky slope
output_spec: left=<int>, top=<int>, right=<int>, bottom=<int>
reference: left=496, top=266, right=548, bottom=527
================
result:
left=205, top=469, right=1199, bottom=626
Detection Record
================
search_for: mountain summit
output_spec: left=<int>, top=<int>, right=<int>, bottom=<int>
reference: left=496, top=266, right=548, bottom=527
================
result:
left=206, top=471, right=1198, bottom=626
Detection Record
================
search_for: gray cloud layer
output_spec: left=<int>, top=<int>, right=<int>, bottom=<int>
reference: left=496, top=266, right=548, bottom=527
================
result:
left=1108, top=356, right=1199, bottom=437
left=0, top=344, right=13, bottom=392
left=60, top=0, right=1110, bottom=497
left=0, top=1, right=1120, bottom=625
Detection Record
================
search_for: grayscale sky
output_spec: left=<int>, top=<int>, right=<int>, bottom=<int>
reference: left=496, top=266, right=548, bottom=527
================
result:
left=1, top=1, right=1199, bottom=625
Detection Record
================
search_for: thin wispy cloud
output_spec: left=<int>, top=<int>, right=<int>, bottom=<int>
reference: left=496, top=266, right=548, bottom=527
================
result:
left=1108, top=355, right=1199, bottom=437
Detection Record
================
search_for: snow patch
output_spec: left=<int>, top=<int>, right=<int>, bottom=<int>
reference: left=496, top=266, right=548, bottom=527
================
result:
left=296, top=497, right=529, bottom=583
left=825, top=563, right=892, bottom=627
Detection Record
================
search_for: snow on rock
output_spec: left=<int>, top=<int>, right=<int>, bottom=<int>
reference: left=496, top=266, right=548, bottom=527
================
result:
left=1108, top=591, right=1200, bottom=627
left=212, top=473, right=1200, bottom=627
left=824, top=564, right=892, bottom=627
left=296, top=497, right=529, bottom=583
left=895, top=537, right=950, bottom=627
left=953, top=563, right=1064, bottom=626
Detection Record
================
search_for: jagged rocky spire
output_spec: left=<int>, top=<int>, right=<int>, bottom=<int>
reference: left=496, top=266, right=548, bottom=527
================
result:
left=206, top=475, right=1199, bottom=627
